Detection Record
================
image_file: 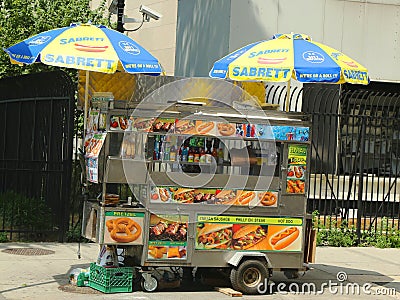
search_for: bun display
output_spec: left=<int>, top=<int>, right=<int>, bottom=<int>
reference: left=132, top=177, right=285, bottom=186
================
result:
left=196, top=121, right=215, bottom=135
left=175, top=120, right=196, bottom=134
left=232, top=225, right=268, bottom=250
left=269, top=227, right=299, bottom=250
left=132, top=118, right=154, bottom=132
left=235, top=191, right=256, bottom=205
left=215, top=190, right=237, bottom=205
left=197, top=224, right=233, bottom=249
left=173, top=188, right=195, bottom=203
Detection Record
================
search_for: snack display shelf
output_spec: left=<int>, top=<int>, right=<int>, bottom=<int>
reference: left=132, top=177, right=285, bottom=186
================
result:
left=148, top=172, right=281, bottom=191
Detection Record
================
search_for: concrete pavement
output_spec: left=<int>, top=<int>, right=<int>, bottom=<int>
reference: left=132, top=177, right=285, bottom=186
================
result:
left=0, top=242, right=398, bottom=299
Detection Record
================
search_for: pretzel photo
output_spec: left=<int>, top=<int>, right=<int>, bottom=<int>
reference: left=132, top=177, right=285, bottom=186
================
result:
left=258, top=191, right=277, bottom=206
left=106, top=217, right=142, bottom=243
left=217, top=123, right=235, bottom=136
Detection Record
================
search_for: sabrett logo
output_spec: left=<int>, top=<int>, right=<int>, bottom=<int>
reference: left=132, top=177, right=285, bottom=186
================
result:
left=343, top=70, right=368, bottom=81
left=248, top=49, right=289, bottom=58
left=44, top=54, right=114, bottom=69
left=232, top=66, right=290, bottom=79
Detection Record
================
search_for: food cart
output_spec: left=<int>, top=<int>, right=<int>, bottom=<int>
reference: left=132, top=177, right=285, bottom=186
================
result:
left=81, top=75, right=316, bottom=295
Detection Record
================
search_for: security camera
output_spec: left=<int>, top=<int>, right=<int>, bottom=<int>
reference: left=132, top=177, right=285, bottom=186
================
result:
left=139, top=5, right=162, bottom=21
left=108, top=0, right=118, bottom=14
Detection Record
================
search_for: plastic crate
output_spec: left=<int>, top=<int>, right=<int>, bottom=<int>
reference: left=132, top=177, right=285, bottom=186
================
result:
left=88, top=263, right=133, bottom=293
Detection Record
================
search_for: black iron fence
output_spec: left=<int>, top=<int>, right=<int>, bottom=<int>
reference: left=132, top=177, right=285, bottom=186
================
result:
left=267, top=82, right=400, bottom=235
left=0, top=71, right=75, bottom=242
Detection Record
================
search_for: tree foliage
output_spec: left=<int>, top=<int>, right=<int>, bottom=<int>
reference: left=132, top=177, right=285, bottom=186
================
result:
left=0, top=0, right=109, bottom=79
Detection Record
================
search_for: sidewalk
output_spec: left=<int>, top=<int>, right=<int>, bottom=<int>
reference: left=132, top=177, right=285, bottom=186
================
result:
left=0, top=243, right=399, bottom=299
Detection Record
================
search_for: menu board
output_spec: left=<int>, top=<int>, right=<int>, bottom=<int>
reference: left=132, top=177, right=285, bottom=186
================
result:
left=85, top=132, right=107, bottom=183
left=114, top=117, right=309, bottom=142
left=87, top=109, right=100, bottom=133
left=109, top=115, right=128, bottom=131
left=195, top=120, right=217, bottom=136
left=286, top=144, right=307, bottom=194
left=147, top=214, right=188, bottom=260
left=103, top=211, right=144, bottom=245
left=131, top=117, right=155, bottom=132
left=150, top=186, right=278, bottom=207
left=272, top=126, right=309, bottom=142
left=195, top=215, right=302, bottom=252
left=151, top=118, right=175, bottom=133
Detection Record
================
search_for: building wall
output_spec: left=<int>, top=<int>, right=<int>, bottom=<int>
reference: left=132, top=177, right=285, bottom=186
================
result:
left=123, top=0, right=178, bottom=75
left=92, top=0, right=178, bottom=75
left=174, top=0, right=231, bottom=77
left=229, top=0, right=400, bottom=83
left=93, top=0, right=400, bottom=82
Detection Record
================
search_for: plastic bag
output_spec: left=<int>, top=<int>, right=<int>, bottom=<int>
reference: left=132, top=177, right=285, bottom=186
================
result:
left=69, top=267, right=89, bottom=286
left=96, top=245, right=119, bottom=267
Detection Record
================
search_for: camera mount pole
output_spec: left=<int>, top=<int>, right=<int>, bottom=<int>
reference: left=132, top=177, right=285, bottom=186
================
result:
left=116, top=0, right=125, bottom=33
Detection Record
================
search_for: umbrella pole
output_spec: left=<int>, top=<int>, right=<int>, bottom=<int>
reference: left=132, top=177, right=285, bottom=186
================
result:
left=285, top=80, right=291, bottom=112
left=83, top=70, right=89, bottom=135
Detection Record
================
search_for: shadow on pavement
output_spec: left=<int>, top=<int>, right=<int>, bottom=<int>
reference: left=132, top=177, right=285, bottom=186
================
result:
left=266, top=264, right=399, bottom=296
left=54, top=263, right=399, bottom=296
left=54, top=263, right=102, bottom=294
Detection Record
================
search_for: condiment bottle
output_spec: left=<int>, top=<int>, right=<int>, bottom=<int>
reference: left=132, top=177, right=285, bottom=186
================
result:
left=163, top=145, right=170, bottom=161
left=182, top=146, right=188, bottom=162
left=199, top=147, right=206, bottom=163
left=194, top=147, right=200, bottom=162
left=188, top=147, right=194, bottom=162
left=178, top=145, right=182, bottom=161
left=212, top=147, right=218, bottom=159
left=205, top=146, right=212, bottom=163
left=170, top=145, right=176, bottom=161
left=218, top=148, right=224, bottom=164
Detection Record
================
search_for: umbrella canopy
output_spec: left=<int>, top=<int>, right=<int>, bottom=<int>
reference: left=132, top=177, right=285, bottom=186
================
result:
left=4, top=23, right=163, bottom=132
left=4, top=23, right=163, bottom=74
left=209, top=33, right=369, bottom=85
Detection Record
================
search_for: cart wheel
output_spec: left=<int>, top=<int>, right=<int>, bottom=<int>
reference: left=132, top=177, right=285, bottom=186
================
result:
left=141, top=274, right=158, bottom=292
left=230, top=260, right=269, bottom=295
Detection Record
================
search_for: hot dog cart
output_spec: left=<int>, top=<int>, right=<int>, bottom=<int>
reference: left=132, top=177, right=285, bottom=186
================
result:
left=81, top=76, right=316, bottom=294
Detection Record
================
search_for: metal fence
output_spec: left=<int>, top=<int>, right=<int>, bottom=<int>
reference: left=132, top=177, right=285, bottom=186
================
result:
left=0, top=71, right=75, bottom=242
left=267, top=82, right=400, bottom=235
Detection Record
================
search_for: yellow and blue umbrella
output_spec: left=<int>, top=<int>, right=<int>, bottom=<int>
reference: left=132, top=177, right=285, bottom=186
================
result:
left=4, top=23, right=163, bottom=74
left=210, top=33, right=369, bottom=85
left=4, top=23, right=163, bottom=131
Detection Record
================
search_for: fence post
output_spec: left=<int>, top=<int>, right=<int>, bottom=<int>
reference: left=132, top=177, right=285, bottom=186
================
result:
left=356, top=117, right=366, bottom=244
